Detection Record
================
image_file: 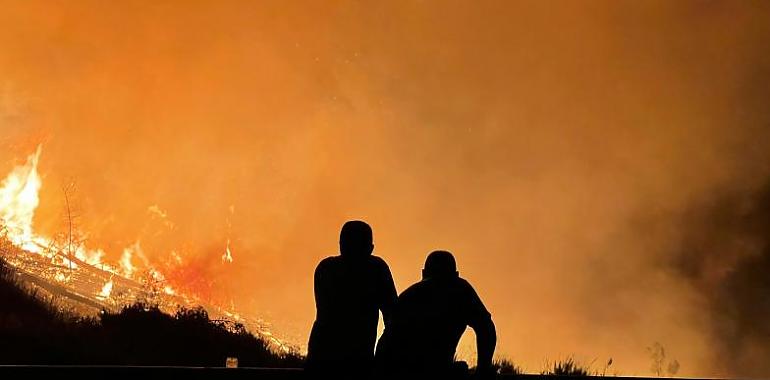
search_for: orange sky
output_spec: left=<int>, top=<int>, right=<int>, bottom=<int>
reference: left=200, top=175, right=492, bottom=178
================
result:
left=2, top=1, right=770, bottom=377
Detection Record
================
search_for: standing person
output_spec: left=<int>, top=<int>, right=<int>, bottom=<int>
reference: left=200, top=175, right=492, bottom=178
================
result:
left=375, top=250, right=496, bottom=379
left=306, top=220, right=398, bottom=379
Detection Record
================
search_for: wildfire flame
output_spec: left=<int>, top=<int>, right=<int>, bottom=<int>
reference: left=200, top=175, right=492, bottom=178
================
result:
left=0, top=146, right=293, bottom=353
left=0, top=146, right=44, bottom=252
left=222, top=239, right=233, bottom=264
left=97, top=278, right=114, bottom=300
left=120, top=244, right=136, bottom=277
left=222, top=206, right=234, bottom=264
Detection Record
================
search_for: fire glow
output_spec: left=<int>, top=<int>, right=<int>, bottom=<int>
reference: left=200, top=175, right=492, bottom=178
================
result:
left=0, top=146, right=43, bottom=253
left=0, top=146, right=291, bottom=352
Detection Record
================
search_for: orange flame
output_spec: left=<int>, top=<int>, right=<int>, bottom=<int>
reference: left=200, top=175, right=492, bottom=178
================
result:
left=0, top=146, right=293, bottom=352
left=0, top=145, right=44, bottom=251
left=222, top=239, right=233, bottom=263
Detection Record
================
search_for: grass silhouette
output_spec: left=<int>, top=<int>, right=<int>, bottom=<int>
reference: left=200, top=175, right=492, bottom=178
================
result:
left=0, top=258, right=303, bottom=367
left=541, top=356, right=593, bottom=376
left=492, top=358, right=523, bottom=375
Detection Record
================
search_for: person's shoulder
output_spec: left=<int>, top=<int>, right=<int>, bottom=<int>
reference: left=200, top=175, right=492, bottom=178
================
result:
left=457, top=277, right=490, bottom=309
left=454, top=277, right=480, bottom=294
left=456, top=277, right=473, bottom=288
left=402, top=279, right=433, bottom=295
left=368, top=255, right=388, bottom=265
left=397, top=280, right=424, bottom=300
left=316, top=255, right=340, bottom=270
left=368, top=255, right=392, bottom=270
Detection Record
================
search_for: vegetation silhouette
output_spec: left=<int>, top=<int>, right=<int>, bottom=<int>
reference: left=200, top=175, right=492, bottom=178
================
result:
left=541, top=357, right=592, bottom=376
left=0, top=258, right=302, bottom=367
left=491, top=358, right=523, bottom=376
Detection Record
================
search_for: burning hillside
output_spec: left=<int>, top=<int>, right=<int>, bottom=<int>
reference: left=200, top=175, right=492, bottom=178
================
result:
left=0, top=146, right=292, bottom=353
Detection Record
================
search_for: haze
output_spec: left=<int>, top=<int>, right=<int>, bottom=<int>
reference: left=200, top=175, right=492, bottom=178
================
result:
left=2, top=1, right=770, bottom=377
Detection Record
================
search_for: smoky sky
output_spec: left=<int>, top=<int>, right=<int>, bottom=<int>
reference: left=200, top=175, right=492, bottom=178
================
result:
left=1, top=1, right=770, bottom=376
left=668, top=182, right=770, bottom=378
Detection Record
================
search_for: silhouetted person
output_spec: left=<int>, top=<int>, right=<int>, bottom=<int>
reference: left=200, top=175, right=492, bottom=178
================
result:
left=375, top=250, right=496, bottom=379
left=306, top=220, right=397, bottom=378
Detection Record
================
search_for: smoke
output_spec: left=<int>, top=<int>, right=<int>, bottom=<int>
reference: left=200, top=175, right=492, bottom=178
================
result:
left=668, top=182, right=770, bottom=377
left=1, top=0, right=770, bottom=376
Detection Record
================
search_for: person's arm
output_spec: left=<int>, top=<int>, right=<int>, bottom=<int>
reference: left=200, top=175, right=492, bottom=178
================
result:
left=465, top=281, right=497, bottom=378
left=474, top=315, right=497, bottom=377
left=379, top=261, right=398, bottom=327
left=307, top=259, right=330, bottom=364
left=313, top=259, right=329, bottom=319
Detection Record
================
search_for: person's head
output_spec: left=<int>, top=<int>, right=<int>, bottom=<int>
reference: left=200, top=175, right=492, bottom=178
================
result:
left=422, top=250, right=459, bottom=280
left=339, top=220, right=374, bottom=258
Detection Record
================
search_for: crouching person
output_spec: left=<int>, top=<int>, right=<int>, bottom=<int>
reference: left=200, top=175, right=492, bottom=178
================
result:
left=375, top=250, right=496, bottom=379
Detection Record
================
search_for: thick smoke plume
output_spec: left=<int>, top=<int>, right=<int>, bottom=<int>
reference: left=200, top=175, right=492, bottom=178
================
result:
left=669, top=182, right=770, bottom=377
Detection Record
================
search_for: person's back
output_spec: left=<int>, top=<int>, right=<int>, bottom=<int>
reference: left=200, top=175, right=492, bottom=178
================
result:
left=376, top=251, right=496, bottom=378
left=307, top=221, right=397, bottom=378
